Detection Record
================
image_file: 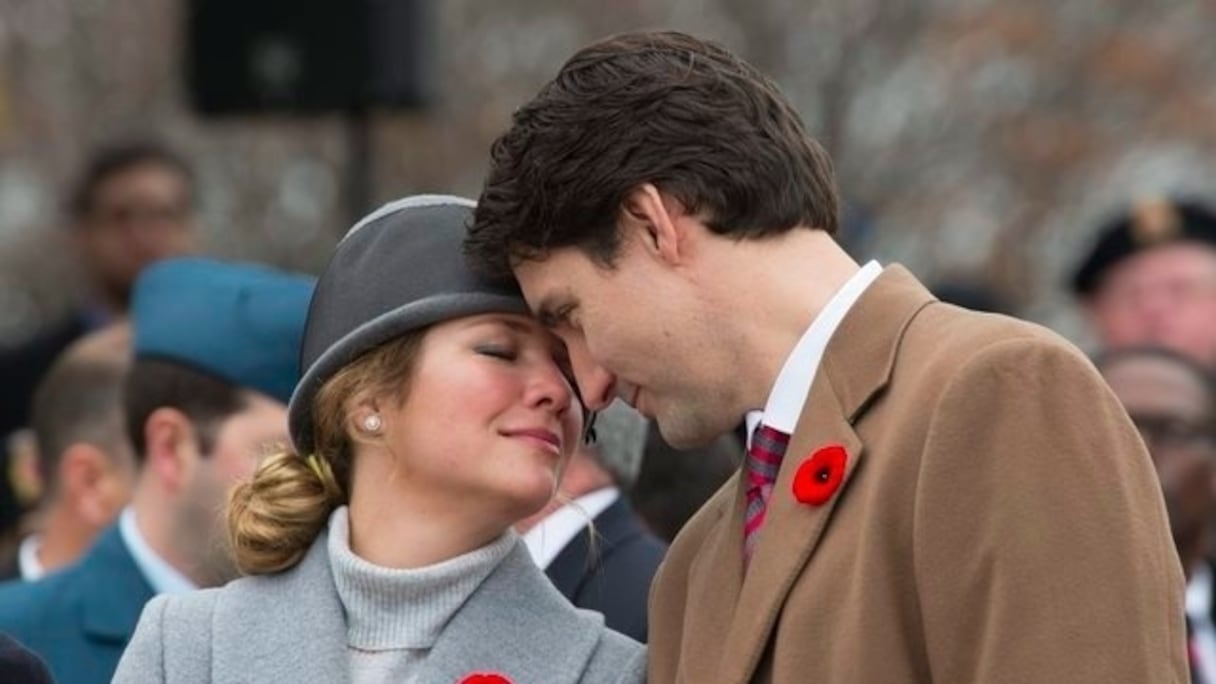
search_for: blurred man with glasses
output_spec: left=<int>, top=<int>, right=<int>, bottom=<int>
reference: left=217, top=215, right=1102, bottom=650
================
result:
left=0, top=141, right=197, bottom=554
left=1098, top=346, right=1216, bottom=684
left=0, top=140, right=198, bottom=440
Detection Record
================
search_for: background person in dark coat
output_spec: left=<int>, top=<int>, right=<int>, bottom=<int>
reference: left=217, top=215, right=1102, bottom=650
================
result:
left=519, top=400, right=667, bottom=642
left=630, top=425, right=742, bottom=544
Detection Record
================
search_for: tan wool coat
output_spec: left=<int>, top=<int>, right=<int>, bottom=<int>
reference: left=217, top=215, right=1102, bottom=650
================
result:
left=648, top=266, right=1187, bottom=684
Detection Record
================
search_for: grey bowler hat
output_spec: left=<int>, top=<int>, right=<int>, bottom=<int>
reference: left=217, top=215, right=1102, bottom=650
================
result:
left=288, top=194, right=529, bottom=453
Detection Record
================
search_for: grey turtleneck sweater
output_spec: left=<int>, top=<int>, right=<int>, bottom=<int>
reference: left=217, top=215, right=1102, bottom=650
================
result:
left=326, top=507, right=517, bottom=684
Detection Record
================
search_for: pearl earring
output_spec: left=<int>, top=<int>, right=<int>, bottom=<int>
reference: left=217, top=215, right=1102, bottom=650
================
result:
left=362, top=414, right=382, bottom=433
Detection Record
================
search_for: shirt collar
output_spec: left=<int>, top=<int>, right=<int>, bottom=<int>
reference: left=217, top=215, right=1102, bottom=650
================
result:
left=746, top=260, right=883, bottom=446
left=17, top=534, right=44, bottom=581
left=521, top=487, right=620, bottom=569
left=118, top=506, right=198, bottom=596
left=1190, top=561, right=1213, bottom=620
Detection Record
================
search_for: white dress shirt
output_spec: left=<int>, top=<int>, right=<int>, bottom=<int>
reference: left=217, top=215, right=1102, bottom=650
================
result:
left=1188, top=563, right=1216, bottom=683
left=746, top=260, right=883, bottom=446
left=118, top=506, right=198, bottom=595
left=522, top=487, right=620, bottom=570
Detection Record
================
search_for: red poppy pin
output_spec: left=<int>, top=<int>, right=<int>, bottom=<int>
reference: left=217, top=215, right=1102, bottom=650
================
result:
left=792, top=444, right=848, bottom=505
left=459, top=674, right=512, bottom=684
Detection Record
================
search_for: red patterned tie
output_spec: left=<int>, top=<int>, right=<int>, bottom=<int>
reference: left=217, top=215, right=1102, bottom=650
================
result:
left=743, top=423, right=791, bottom=563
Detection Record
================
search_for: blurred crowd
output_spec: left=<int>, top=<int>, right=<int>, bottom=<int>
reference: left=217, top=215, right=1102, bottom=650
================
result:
left=0, top=20, right=1214, bottom=684
left=3, top=134, right=1215, bottom=684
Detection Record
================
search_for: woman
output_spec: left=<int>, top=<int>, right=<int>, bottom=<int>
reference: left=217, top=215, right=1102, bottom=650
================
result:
left=113, top=195, right=645, bottom=683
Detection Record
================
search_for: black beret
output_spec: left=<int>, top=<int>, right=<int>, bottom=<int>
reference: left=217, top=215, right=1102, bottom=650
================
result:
left=1071, top=198, right=1216, bottom=296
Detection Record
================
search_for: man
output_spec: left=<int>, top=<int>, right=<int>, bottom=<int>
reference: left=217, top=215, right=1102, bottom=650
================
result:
left=0, top=257, right=313, bottom=684
left=0, top=322, right=135, bottom=581
left=1097, top=347, right=1216, bottom=684
left=1073, top=197, right=1216, bottom=368
left=0, top=140, right=198, bottom=439
left=518, top=401, right=666, bottom=642
left=466, top=31, right=1186, bottom=682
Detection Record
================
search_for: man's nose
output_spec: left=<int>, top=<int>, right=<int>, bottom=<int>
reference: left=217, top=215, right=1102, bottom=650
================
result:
left=570, top=348, right=617, bottom=412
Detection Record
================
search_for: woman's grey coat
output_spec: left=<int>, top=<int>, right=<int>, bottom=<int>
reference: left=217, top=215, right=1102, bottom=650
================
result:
left=113, top=532, right=645, bottom=683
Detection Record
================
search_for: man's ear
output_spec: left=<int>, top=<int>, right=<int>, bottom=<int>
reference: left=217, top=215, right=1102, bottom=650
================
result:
left=59, top=443, right=121, bottom=525
left=620, top=184, right=689, bottom=266
left=141, top=407, right=200, bottom=493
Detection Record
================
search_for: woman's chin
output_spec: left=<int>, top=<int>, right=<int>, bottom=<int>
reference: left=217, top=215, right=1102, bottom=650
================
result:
left=497, top=483, right=559, bottom=523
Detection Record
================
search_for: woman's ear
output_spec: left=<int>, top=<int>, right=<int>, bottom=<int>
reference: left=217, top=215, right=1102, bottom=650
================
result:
left=348, top=395, right=387, bottom=444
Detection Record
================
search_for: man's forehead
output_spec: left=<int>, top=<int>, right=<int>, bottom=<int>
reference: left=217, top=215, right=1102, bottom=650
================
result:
left=514, top=256, right=573, bottom=298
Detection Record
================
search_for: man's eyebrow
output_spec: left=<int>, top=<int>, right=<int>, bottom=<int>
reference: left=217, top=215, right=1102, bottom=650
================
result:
left=534, top=296, right=567, bottom=328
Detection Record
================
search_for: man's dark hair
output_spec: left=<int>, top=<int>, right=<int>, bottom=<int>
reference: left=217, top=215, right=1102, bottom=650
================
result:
left=467, top=30, right=839, bottom=278
left=124, top=359, right=250, bottom=462
left=30, top=356, right=129, bottom=495
left=68, top=140, right=196, bottom=219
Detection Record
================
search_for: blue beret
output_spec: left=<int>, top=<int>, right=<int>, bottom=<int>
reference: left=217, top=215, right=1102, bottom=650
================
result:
left=132, top=257, right=316, bottom=404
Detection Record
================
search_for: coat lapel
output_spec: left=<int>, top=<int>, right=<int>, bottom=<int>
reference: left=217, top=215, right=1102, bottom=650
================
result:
left=718, top=384, right=864, bottom=682
left=212, top=533, right=349, bottom=683
left=418, top=541, right=605, bottom=683
left=667, top=470, right=746, bottom=682
left=78, top=526, right=156, bottom=644
left=545, top=497, right=647, bottom=600
left=713, top=265, right=936, bottom=683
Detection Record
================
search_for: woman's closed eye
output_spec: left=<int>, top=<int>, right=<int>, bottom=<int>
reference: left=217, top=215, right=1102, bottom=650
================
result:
left=476, top=344, right=518, bottom=361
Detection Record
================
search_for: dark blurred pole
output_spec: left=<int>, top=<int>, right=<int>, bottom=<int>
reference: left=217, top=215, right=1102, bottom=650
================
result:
left=346, top=107, right=373, bottom=226
left=186, top=0, right=435, bottom=229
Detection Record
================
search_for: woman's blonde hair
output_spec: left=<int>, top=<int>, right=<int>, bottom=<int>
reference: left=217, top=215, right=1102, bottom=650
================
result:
left=227, top=332, right=425, bottom=574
